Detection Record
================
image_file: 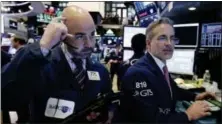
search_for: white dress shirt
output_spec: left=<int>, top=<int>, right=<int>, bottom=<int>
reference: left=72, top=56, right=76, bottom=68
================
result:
left=149, top=52, right=166, bottom=74
left=149, top=52, right=173, bottom=98
left=41, top=43, right=86, bottom=72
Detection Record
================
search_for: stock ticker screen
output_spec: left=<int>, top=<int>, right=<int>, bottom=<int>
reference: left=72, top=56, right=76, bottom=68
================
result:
left=201, top=23, right=222, bottom=48
left=37, top=6, right=62, bottom=23
left=134, top=2, right=159, bottom=27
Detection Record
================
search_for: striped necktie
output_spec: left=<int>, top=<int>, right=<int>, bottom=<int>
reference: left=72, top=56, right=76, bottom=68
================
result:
left=163, top=66, right=173, bottom=98
left=72, top=58, right=86, bottom=89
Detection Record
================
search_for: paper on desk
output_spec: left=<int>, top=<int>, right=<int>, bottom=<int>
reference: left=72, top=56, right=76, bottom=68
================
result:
left=178, top=83, right=196, bottom=89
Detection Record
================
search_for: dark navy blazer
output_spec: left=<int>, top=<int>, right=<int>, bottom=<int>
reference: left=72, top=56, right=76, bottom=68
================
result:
left=120, top=52, right=196, bottom=123
left=2, top=42, right=112, bottom=123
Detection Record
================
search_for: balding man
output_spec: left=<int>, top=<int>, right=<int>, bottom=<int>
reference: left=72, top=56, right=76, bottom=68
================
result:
left=2, top=6, right=113, bottom=123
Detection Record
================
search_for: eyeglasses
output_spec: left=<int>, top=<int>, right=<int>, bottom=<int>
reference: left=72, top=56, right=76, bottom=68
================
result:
left=67, top=33, right=96, bottom=43
left=157, top=35, right=180, bottom=45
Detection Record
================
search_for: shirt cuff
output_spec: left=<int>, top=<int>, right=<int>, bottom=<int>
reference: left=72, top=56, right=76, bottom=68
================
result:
left=40, top=46, right=50, bottom=57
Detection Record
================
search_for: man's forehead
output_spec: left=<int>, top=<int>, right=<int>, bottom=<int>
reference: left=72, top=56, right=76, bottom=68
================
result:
left=70, top=23, right=96, bottom=35
left=152, top=24, right=175, bottom=36
left=73, top=28, right=95, bottom=35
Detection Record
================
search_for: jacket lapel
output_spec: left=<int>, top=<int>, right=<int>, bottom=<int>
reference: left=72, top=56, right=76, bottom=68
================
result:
left=51, top=46, right=81, bottom=91
left=145, top=53, right=173, bottom=100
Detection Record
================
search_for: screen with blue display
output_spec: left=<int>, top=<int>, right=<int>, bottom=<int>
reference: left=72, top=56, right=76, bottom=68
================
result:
left=102, top=36, right=119, bottom=47
left=201, top=23, right=222, bottom=48
left=134, top=2, right=158, bottom=27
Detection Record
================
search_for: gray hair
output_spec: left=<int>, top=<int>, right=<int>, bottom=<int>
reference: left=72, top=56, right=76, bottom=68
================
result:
left=145, top=17, right=174, bottom=41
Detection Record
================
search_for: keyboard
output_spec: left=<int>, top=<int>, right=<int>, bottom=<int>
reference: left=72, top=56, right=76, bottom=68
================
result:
left=189, top=100, right=221, bottom=111
left=204, top=100, right=221, bottom=111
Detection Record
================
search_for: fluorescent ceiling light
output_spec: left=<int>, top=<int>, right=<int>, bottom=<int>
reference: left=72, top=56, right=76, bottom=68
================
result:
left=188, top=7, right=196, bottom=11
left=173, top=23, right=199, bottom=27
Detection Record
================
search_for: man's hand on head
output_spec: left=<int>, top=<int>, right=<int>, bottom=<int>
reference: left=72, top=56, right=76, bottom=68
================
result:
left=40, top=17, right=67, bottom=50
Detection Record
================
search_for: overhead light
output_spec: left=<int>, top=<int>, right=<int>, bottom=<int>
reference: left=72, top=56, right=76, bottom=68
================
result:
left=188, top=7, right=196, bottom=11
left=28, top=5, right=33, bottom=10
left=18, top=9, right=22, bottom=13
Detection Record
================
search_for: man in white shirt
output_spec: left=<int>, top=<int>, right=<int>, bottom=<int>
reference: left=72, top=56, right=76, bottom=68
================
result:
left=120, top=17, right=216, bottom=123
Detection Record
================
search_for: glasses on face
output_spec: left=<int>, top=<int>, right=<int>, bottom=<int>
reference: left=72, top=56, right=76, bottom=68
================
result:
left=157, top=35, right=180, bottom=45
left=67, top=33, right=96, bottom=43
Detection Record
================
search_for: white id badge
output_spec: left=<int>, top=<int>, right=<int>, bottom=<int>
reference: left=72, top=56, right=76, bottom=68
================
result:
left=54, top=99, right=75, bottom=119
left=44, top=98, right=59, bottom=118
left=44, top=98, right=75, bottom=119
left=87, top=71, right=101, bottom=81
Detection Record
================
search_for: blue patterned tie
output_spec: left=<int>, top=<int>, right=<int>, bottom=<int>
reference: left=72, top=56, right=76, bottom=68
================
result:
left=72, top=58, right=86, bottom=89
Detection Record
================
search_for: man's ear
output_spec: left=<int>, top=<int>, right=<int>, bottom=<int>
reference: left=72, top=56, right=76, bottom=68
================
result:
left=146, top=39, right=151, bottom=47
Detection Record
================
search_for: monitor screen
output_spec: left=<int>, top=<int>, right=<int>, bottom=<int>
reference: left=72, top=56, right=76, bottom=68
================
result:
left=123, top=26, right=146, bottom=48
left=174, top=23, right=199, bottom=47
left=9, top=20, right=18, bottom=30
left=166, top=49, right=195, bottom=75
left=37, top=6, right=62, bottom=23
left=102, top=36, right=118, bottom=47
left=123, top=49, right=134, bottom=61
left=201, top=22, right=222, bottom=48
left=134, top=2, right=158, bottom=27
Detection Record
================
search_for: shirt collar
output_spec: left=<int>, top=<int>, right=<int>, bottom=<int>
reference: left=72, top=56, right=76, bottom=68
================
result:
left=61, top=43, right=86, bottom=67
left=149, top=52, right=166, bottom=74
left=61, top=43, right=73, bottom=59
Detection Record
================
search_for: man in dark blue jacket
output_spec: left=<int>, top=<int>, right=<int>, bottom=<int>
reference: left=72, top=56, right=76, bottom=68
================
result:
left=117, top=33, right=146, bottom=90
left=120, top=17, right=216, bottom=123
left=2, top=6, right=113, bottom=123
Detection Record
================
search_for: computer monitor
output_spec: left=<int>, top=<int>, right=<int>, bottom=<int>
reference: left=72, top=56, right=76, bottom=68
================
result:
left=174, top=23, right=199, bottom=47
left=123, top=26, right=146, bottom=48
left=102, top=36, right=118, bottom=47
left=166, top=49, right=195, bottom=75
left=36, top=5, right=62, bottom=23
left=123, top=49, right=134, bottom=61
left=134, top=2, right=159, bottom=27
left=201, top=22, right=222, bottom=48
